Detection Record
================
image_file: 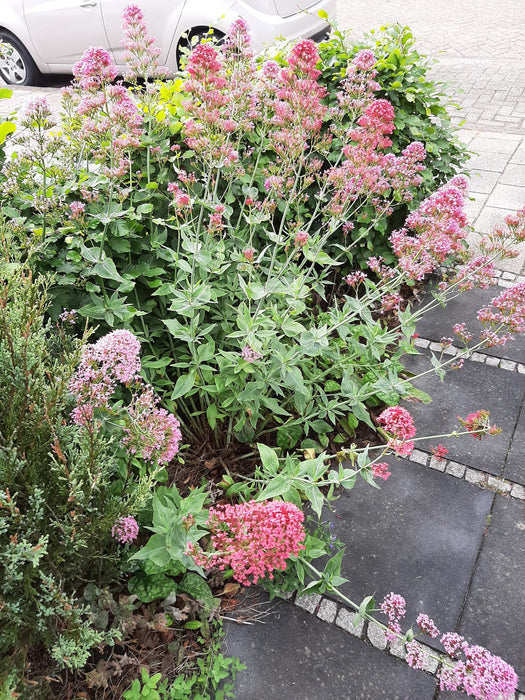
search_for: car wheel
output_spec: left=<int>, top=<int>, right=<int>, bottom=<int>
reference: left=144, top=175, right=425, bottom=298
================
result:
left=0, top=31, right=42, bottom=86
left=176, top=26, right=226, bottom=69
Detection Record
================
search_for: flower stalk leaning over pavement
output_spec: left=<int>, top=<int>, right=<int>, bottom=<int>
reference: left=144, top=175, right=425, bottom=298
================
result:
left=187, top=497, right=517, bottom=700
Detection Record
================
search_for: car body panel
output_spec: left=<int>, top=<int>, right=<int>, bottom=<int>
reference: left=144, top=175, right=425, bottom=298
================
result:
left=273, top=0, right=319, bottom=19
left=1, top=0, right=336, bottom=78
left=23, top=0, right=108, bottom=65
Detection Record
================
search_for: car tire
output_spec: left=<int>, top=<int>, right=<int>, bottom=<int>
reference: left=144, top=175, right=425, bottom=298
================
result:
left=0, top=31, right=42, bottom=86
left=176, top=27, right=225, bottom=70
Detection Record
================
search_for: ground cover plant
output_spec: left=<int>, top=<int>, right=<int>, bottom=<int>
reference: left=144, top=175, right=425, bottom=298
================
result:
left=0, top=6, right=524, bottom=698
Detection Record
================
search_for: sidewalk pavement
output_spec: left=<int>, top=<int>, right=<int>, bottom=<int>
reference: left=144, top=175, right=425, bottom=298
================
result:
left=223, top=2, right=525, bottom=698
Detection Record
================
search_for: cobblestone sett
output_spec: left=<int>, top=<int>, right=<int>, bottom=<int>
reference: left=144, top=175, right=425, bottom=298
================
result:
left=295, top=593, right=321, bottom=614
left=317, top=598, right=338, bottom=624
left=335, top=607, right=365, bottom=637
left=465, top=468, right=487, bottom=486
left=367, top=621, right=388, bottom=650
left=446, top=461, right=466, bottom=478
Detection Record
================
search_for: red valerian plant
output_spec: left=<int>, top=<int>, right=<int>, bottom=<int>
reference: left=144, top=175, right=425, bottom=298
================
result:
left=68, top=329, right=182, bottom=465
left=188, top=500, right=306, bottom=586
left=378, top=595, right=518, bottom=699
left=458, top=410, right=502, bottom=440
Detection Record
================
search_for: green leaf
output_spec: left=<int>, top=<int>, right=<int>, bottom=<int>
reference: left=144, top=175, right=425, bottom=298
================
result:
left=171, top=373, right=195, bottom=400
left=137, top=202, right=154, bottom=214
left=178, top=572, right=217, bottom=613
left=276, top=423, right=303, bottom=450
left=257, top=443, right=280, bottom=474
left=0, top=120, right=15, bottom=144
left=128, top=572, right=176, bottom=603
left=255, top=475, right=289, bottom=501
left=206, top=403, right=218, bottom=430
left=302, top=484, right=325, bottom=519
left=184, top=620, right=202, bottom=630
left=91, top=258, right=127, bottom=284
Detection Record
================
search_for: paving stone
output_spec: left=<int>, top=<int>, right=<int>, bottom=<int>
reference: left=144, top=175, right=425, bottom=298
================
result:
left=411, top=449, right=429, bottom=466
left=429, top=456, right=446, bottom=472
left=224, top=596, right=440, bottom=700
left=500, top=359, right=517, bottom=371
left=500, top=163, right=525, bottom=187
left=486, top=476, right=511, bottom=494
left=367, top=621, right=388, bottom=649
left=469, top=136, right=522, bottom=154
left=412, top=285, right=525, bottom=363
left=502, top=403, right=525, bottom=486
left=317, top=598, right=337, bottom=623
left=401, top=350, right=525, bottom=476
left=467, top=151, right=512, bottom=173
left=465, top=468, right=486, bottom=486
left=389, top=637, right=407, bottom=660
left=446, top=461, right=466, bottom=478
left=511, top=483, right=525, bottom=500
left=335, top=606, right=364, bottom=637
left=458, top=495, right=525, bottom=691
left=294, top=593, right=321, bottom=614
left=468, top=168, right=500, bottom=194
left=324, top=458, right=493, bottom=649
left=487, top=183, right=525, bottom=210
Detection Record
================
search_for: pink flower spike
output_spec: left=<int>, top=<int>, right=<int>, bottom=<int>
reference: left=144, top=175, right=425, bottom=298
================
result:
left=371, top=462, right=391, bottom=480
left=112, top=515, right=139, bottom=544
left=416, top=613, right=440, bottom=638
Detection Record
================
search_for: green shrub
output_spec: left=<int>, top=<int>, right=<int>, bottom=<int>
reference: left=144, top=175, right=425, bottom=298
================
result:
left=0, top=16, right=472, bottom=456
left=0, top=237, right=153, bottom=686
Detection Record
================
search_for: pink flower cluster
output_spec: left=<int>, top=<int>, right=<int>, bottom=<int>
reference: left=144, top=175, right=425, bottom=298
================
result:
left=380, top=592, right=406, bottom=640
left=70, top=200, right=85, bottom=219
left=416, top=613, right=440, bottom=638
left=241, top=345, right=262, bottom=363
left=112, top=515, right=139, bottom=544
left=70, top=46, right=144, bottom=177
left=458, top=410, right=501, bottom=440
left=377, top=406, right=416, bottom=456
left=190, top=500, right=306, bottom=586
left=72, top=46, right=118, bottom=90
left=21, top=96, right=56, bottom=129
left=390, top=178, right=469, bottom=281
left=69, top=329, right=141, bottom=425
left=121, top=4, right=167, bottom=81
left=439, top=634, right=518, bottom=699
left=371, top=462, right=391, bottom=481
left=379, top=597, right=518, bottom=698
left=69, top=330, right=182, bottom=465
left=122, top=386, right=181, bottom=465
left=431, top=444, right=448, bottom=461
left=477, top=282, right=525, bottom=346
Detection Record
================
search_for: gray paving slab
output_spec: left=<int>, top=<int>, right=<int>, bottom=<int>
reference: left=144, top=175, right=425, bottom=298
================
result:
left=412, top=284, right=525, bottom=363
left=458, top=495, right=525, bottom=691
left=223, top=592, right=440, bottom=699
left=401, top=350, right=525, bottom=476
left=321, top=458, right=493, bottom=647
left=501, top=401, right=525, bottom=492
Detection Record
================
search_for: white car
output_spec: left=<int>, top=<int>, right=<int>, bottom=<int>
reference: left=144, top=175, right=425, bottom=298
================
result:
left=0, top=0, right=335, bottom=86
